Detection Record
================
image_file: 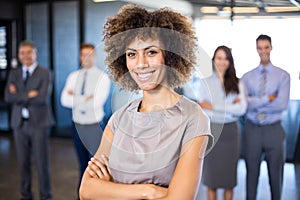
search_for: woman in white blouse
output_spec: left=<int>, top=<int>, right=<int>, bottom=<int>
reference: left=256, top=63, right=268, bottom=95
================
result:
left=197, top=45, right=247, bottom=200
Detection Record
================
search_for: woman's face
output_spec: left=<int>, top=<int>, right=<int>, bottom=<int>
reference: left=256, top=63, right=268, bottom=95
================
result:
left=126, top=38, right=166, bottom=91
left=213, top=49, right=229, bottom=75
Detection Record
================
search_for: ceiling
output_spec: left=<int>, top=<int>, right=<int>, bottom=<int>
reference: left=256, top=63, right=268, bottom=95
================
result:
left=115, top=0, right=300, bottom=18
left=185, top=0, right=300, bottom=18
left=187, top=0, right=299, bottom=7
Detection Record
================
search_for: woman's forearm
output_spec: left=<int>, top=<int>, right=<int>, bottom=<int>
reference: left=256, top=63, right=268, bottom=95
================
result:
left=80, top=174, right=167, bottom=200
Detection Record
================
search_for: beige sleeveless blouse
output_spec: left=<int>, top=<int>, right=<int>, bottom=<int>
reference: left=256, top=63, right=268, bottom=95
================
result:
left=108, top=96, right=213, bottom=187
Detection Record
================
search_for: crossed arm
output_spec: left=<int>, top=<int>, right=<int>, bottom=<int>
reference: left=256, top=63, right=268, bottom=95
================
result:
left=5, top=70, right=52, bottom=105
left=79, top=126, right=209, bottom=200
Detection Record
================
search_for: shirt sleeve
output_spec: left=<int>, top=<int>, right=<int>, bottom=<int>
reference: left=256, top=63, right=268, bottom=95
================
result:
left=61, top=72, right=79, bottom=108
left=4, top=69, right=29, bottom=104
left=214, top=81, right=247, bottom=116
left=241, top=74, right=269, bottom=111
left=182, top=106, right=214, bottom=154
left=258, top=71, right=290, bottom=114
left=77, top=73, right=111, bottom=112
left=183, top=74, right=200, bottom=102
left=107, top=111, right=118, bottom=134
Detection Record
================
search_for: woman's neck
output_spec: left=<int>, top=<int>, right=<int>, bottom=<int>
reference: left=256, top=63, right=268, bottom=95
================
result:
left=216, top=70, right=225, bottom=85
left=139, top=86, right=181, bottom=112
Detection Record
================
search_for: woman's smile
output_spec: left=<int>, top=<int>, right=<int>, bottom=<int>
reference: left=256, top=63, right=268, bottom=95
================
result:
left=134, top=70, right=156, bottom=81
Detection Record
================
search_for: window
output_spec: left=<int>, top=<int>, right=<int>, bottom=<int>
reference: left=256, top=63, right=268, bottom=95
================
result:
left=0, top=26, right=7, bottom=69
left=195, top=17, right=300, bottom=100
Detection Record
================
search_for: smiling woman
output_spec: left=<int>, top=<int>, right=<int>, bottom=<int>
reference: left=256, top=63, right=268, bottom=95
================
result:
left=79, top=4, right=214, bottom=200
left=125, top=39, right=167, bottom=91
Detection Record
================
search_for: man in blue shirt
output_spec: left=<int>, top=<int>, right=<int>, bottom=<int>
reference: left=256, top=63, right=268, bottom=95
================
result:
left=242, top=34, right=290, bottom=200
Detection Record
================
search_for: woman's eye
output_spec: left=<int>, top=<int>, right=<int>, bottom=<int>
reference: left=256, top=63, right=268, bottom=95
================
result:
left=148, top=50, right=158, bottom=56
left=127, top=52, right=135, bottom=57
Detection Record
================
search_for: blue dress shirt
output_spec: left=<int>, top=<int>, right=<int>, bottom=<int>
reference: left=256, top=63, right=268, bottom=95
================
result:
left=241, top=63, right=290, bottom=125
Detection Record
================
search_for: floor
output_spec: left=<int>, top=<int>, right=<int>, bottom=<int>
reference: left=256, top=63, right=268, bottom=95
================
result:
left=0, top=132, right=299, bottom=200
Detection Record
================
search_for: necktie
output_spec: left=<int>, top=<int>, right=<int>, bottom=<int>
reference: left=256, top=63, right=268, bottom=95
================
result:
left=24, top=70, right=30, bottom=85
left=22, top=70, right=30, bottom=119
left=259, top=68, right=267, bottom=96
left=81, top=71, right=87, bottom=95
left=257, top=68, right=267, bottom=123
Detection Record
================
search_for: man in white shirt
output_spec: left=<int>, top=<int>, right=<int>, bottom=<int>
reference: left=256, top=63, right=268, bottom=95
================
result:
left=60, top=43, right=111, bottom=195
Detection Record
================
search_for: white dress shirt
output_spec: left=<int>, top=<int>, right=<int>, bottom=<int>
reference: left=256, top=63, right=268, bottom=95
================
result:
left=184, top=71, right=247, bottom=123
left=61, top=66, right=111, bottom=125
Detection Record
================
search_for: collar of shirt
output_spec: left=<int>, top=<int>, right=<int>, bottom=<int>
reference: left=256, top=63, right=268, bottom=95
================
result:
left=81, top=66, right=97, bottom=74
left=258, top=63, right=273, bottom=74
left=212, top=71, right=219, bottom=79
left=22, top=62, right=38, bottom=77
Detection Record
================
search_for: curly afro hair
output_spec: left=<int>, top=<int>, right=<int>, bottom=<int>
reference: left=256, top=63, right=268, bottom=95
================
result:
left=103, top=4, right=198, bottom=91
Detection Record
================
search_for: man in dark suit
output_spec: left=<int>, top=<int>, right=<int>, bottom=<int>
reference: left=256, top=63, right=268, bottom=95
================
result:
left=4, top=40, right=54, bottom=200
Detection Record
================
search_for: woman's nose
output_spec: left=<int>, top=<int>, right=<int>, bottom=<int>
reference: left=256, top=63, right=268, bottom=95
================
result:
left=136, top=54, right=149, bottom=69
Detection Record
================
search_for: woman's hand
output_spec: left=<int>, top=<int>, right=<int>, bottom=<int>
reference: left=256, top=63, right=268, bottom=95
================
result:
left=152, top=185, right=168, bottom=199
left=199, top=101, right=213, bottom=110
left=233, top=97, right=241, bottom=104
left=143, top=184, right=168, bottom=199
left=87, top=155, right=113, bottom=181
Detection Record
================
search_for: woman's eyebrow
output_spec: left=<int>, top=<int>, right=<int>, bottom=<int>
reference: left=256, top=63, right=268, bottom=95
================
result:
left=126, top=45, right=159, bottom=51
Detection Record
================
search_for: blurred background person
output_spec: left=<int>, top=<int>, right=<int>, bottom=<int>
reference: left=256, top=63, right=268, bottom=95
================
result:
left=60, top=42, right=111, bottom=198
left=185, top=45, right=247, bottom=200
left=4, top=40, right=54, bottom=200
left=241, top=34, right=290, bottom=200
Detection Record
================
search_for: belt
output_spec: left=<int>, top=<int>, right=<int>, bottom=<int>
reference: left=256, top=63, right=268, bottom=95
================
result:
left=247, top=119, right=281, bottom=127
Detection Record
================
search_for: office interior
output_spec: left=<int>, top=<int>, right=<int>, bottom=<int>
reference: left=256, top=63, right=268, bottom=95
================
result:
left=0, top=0, right=300, bottom=199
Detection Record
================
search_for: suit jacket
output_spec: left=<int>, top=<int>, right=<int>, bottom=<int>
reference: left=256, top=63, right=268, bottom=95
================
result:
left=4, top=66, right=55, bottom=129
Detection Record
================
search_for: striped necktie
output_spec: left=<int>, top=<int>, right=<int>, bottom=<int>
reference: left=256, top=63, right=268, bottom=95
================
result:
left=259, top=68, right=267, bottom=96
left=257, top=68, right=267, bottom=123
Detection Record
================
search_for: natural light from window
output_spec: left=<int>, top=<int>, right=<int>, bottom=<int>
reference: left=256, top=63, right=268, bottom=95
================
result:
left=194, top=17, right=300, bottom=100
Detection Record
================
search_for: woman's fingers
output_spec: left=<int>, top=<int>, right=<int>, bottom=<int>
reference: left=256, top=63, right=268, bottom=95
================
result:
left=91, top=157, right=109, bottom=177
left=87, top=156, right=112, bottom=181
left=101, top=154, right=111, bottom=174
left=87, top=160, right=102, bottom=178
left=86, top=165, right=98, bottom=178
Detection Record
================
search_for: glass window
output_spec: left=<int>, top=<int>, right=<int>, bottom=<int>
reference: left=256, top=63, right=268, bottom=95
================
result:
left=0, top=26, right=7, bottom=69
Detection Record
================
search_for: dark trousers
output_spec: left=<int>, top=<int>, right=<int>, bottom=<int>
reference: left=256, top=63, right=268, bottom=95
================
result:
left=72, top=122, right=103, bottom=192
left=244, top=120, right=286, bottom=200
left=14, top=121, right=51, bottom=200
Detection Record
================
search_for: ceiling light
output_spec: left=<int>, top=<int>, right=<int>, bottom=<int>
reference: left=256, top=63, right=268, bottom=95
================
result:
left=223, top=6, right=260, bottom=13
left=93, top=0, right=117, bottom=2
left=93, top=0, right=193, bottom=16
left=265, top=6, right=300, bottom=13
left=200, top=6, right=219, bottom=14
